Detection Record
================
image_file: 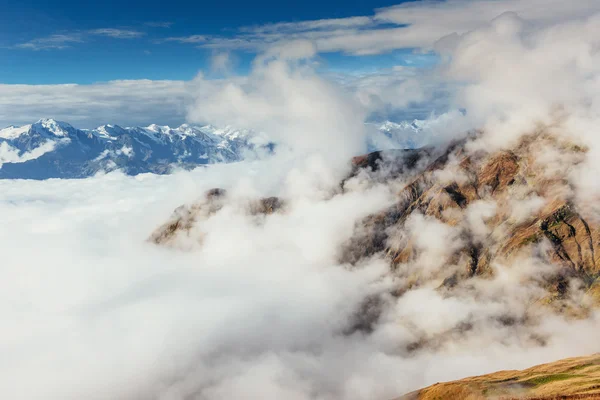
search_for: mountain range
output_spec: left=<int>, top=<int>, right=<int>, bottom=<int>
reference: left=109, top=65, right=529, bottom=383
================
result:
left=0, top=119, right=270, bottom=179
left=0, top=118, right=427, bottom=180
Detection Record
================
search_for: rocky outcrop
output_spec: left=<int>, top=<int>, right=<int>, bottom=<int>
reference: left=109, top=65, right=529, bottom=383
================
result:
left=149, top=188, right=227, bottom=247
left=341, top=133, right=599, bottom=302
left=149, top=188, right=285, bottom=247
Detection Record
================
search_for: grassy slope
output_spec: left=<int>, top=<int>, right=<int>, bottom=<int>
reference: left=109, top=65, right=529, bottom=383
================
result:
left=400, top=354, right=600, bottom=400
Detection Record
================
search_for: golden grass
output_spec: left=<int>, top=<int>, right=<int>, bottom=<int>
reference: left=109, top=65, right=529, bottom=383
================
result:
left=398, top=354, right=600, bottom=400
left=588, top=280, right=600, bottom=306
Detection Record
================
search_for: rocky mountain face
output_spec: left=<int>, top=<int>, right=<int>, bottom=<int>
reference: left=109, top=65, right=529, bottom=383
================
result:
left=342, top=133, right=600, bottom=308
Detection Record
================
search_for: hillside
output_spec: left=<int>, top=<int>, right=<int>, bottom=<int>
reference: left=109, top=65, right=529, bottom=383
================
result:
left=399, top=354, right=600, bottom=400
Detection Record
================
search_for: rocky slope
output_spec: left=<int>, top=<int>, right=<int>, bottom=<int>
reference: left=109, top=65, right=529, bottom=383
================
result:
left=341, top=132, right=600, bottom=309
left=399, top=354, right=600, bottom=400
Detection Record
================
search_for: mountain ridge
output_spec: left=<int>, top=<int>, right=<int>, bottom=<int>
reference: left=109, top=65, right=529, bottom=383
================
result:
left=0, top=118, right=433, bottom=180
left=0, top=118, right=266, bottom=179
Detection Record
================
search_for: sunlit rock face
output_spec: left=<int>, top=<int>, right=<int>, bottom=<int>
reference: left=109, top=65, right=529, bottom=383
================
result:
left=342, top=132, right=600, bottom=324
left=150, top=188, right=285, bottom=249
left=343, top=133, right=599, bottom=278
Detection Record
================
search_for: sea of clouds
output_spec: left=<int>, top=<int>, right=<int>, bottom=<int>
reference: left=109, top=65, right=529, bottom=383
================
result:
left=2, top=157, right=599, bottom=400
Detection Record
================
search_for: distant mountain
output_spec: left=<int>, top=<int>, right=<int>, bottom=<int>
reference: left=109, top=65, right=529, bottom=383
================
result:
left=368, top=120, right=425, bottom=151
left=0, top=119, right=269, bottom=179
left=0, top=118, right=431, bottom=180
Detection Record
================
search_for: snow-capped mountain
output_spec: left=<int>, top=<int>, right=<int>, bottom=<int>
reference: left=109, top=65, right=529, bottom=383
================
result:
left=0, top=118, right=433, bottom=180
left=368, top=120, right=424, bottom=151
left=0, top=119, right=269, bottom=179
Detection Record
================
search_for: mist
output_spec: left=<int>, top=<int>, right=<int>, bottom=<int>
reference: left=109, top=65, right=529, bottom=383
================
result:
left=2, top=158, right=598, bottom=400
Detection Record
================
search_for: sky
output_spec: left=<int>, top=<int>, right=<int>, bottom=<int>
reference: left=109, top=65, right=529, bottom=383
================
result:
left=0, top=0, right=423, bottom=84
left=2, top=0, right=600, bottom=128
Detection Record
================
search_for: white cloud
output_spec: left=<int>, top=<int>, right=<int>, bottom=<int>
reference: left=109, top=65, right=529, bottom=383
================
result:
left=187, top=44, right=368, bottom=164
left=240, top=16, right=374, bottom=34
left=88, top=28, right=145, bottom=39
left=14, top=28, right=144, bottom=51
left=0, top=140, right=62, bottom=166
left=442, top=10, right=600, bottom=152
left=0, top=70, right=445, bottom=131
left=1, top=155, right=598, bottom=400
left=160, top=35, right=207, bottom=44
left=210, top=52, right=233, bottom=73
left=16, top=34, right=84, bottom=50
left=0, top=80, right=190, bottom=128
left=162, top=0, right=600, bottom=56
left=145, top=22, right=174, bottom=28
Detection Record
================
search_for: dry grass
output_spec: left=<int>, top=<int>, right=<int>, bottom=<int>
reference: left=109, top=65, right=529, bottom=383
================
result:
left=398, top=354, right=600, bottom=400
left=588, top=280, right=600, bottom=306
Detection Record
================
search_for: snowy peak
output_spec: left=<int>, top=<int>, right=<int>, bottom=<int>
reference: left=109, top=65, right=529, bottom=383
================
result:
left=378, top=120, right=422, bottom=132
left=0, top=119, right=268, bottom=180
left=144, top=124, right=172, bottom=134
left=91, top=124, right=127, bottom=139
left=31, top=118, right=73, bottom=137
left=0, top=119, right=74, bottom=140
left=0, top=124, right=31, bottom=139
left=0, top=117, right=434, bottom=180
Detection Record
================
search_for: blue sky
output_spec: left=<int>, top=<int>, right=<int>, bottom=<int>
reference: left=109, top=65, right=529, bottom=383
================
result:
left=1, top=0, right=426, bottom=84
left=4, top=0, right=589, bottom=128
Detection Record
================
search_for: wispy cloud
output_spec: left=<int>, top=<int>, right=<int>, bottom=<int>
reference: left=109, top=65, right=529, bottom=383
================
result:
left=15, top=34, right=84, bottom=50
left=159, top=34, right=207, bottom=44
left=15, top=28, right=145, bottom=50
left=239, top=16, right=374, bottom=34
left=160, top=0, right=600, bottom=55
left=161, top=16, right=376, bottom=52
left=88, top=28, right=145, bottom=39
left=0, top=64, right=444, bottom=128
left=0, top=80, right=190, bottom=128
left=145, top=21, right=173, bottom=28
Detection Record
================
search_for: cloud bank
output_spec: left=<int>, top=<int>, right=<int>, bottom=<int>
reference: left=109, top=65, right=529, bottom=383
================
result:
left=2, top=156, right=599, bottom=400
left=0, top=80, right=190, bottom=128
